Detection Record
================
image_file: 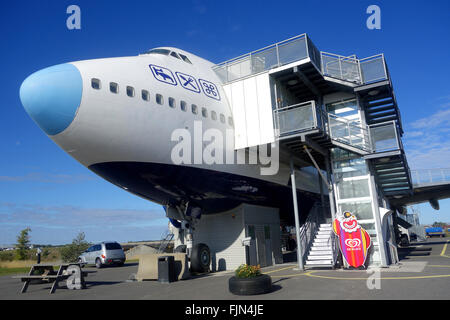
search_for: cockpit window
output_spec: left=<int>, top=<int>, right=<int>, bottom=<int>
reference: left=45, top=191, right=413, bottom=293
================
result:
left=146, top=49, right=170, bottom=56
left=145, top=48, right=192, bottom=64
left=179, top=54, right=192, bottom=64
left=170, top=52, right=181, bottom=60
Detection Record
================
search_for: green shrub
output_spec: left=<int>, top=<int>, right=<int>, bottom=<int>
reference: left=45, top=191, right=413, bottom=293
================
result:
left=59, top=232, right=90, bottom=263
left=0, top=251, right=15, bottom=262
left=235, top=264, right=261, bottom=278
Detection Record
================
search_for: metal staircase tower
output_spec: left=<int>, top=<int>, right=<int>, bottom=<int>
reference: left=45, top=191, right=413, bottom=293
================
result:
left=213, top=33, right=414, bottom=268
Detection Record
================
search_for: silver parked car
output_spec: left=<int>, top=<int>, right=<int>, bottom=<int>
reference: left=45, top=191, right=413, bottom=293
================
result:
left=78, top=241, right=126, bottom=268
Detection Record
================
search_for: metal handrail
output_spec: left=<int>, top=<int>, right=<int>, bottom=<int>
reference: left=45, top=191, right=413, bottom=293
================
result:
left=298, top=203, right=324, bottom=264
left=273, top=100, right=318, bottom=137
left=214, top=33, right=307, bottom=68
left=157, top=231, right=174, bottom=253
left=327, top=113, right=372, bottom=152
left=368, top=120, right=401, bottom=153
left=410, top=168, right=450, bottom=186
left=321, top=52, right=387, bottom=84
left=213, top=33, right=388, bottom=86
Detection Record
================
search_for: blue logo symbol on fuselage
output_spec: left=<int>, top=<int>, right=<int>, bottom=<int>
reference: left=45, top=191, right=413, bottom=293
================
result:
left=149, top=64, right=177, bottom=86
left=176, top=72, right=200, bottom=93
left=199, top=79, right=220, bottom=101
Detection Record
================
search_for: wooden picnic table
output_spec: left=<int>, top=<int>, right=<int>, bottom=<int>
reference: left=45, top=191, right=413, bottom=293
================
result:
left=13, top=263, right=95, bottom=294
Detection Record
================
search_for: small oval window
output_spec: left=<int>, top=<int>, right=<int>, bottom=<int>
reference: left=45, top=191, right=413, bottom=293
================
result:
left=110, top=82, right=119, bottom=94
left=180, top=100, right=187, bottom=111
left=126, top=86, right=135, bottom=97
left=169, top=97, right=176, bottom=108
left=141, top=90, right=150, bottom=101
left=91, top=78, right=101, bottom=90
left=156, top=94, right=164, bottom=105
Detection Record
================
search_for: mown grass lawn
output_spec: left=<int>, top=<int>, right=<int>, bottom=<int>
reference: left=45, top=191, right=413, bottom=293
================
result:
left=0, top=267, right=30, bottom=276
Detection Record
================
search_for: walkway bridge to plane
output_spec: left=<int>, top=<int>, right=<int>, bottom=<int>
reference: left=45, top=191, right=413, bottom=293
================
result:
left=390, top=168, right=450, bottom=210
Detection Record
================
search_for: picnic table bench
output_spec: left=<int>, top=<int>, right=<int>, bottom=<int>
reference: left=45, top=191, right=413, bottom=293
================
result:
left=13, top=263, right=96, bottom=294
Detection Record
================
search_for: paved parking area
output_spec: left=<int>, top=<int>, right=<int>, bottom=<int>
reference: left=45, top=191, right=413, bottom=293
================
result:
left=0, top=238, right=449, bottom=300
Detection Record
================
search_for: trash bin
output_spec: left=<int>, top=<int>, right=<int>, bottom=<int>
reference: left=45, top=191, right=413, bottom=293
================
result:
left=158, top=256, right=176, bottom=283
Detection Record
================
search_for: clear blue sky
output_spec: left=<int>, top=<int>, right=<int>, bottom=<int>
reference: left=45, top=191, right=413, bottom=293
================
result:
left=1, top=0, right=449, bottom=245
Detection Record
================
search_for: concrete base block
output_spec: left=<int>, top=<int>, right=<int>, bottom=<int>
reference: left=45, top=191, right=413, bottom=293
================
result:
left=136, top=253, right=190, bottom=281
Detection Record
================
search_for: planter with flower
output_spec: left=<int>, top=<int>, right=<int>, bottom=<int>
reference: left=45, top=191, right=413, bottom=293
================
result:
left=228, top=264, right=272, bottom=295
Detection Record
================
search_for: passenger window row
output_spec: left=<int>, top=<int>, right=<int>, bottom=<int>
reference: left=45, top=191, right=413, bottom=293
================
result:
left=91, top=78, right=234, bottom=127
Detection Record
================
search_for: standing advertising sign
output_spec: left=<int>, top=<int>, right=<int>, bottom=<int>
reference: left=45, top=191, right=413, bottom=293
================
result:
left=333, top=211, right=372, bottom=268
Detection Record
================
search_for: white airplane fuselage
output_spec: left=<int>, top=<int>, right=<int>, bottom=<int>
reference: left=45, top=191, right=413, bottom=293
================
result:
left=20, top=47, right=321, bottom=223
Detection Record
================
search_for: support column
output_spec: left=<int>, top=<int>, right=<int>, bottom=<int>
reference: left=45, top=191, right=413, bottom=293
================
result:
left=290, top=158, right=304, bottom=271
left=368, top=162, right=389, bottom=267
left=318, top=170, right=326, bottom=221
left=325, top=156, right=336, bottom=221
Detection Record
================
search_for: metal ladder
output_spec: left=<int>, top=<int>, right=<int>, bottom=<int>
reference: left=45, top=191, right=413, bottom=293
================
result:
left=157, top=231, right=174, bottom=253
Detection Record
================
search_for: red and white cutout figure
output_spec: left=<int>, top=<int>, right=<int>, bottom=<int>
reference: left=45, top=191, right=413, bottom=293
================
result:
left=333, top=211, right=371, bottom=268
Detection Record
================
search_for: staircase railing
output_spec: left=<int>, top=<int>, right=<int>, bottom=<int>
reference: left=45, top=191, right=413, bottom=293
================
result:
left=298, top=203, right=325, bottom=264
left=157, top=230, right=174, bottom=253
left=331, top=230, right=339, bottom=267
left=327, top=113, right=372, bottom=153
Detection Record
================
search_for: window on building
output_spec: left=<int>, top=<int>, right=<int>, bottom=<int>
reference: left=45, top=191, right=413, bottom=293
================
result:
left=192, top=104, right=198, bottom=114
left=110, top=82, right=119, bottom=94
left=202, top=107, right=208, bottom=118
left=126, top=86, right=135, bottom=97
left=211, top=111, right=217, bottom=121
left=141, top=90, right=150, bottom=101
left=156, top=94, right=164, bottom=105
left=168, top=97, right=176, bottom=108
left=220, top=113, right=226, bottom=124
left=228, top=116, right=234, bottom=127
left=91, top=78, right=101, bottom=90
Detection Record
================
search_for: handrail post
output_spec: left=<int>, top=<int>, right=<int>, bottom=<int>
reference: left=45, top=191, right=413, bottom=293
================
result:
left=276, top=43, right=280, bottom=67
left=382, top=53, right=388, bottom=80
left=358, top=58, right=363, bottom=84
left=312, top=101, right=317, bottom=129
left=347, top=122, right=352, bottom=145
left=393, top=120, right=400, bottom=150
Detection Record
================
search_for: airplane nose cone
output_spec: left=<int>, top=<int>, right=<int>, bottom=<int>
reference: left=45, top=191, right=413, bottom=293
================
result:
left=19, top=63, right=82, bottom=136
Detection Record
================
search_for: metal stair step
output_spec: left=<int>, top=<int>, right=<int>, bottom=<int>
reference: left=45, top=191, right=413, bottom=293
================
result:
left=309, top=250, right=332, bottom=255
left=313, top=242, right=331, bottom=246
left=307, top=255, right=333, bottom=260
left=314, top=238, right=330, bottom=243
left=316, top=234, right=331, bottom=239
left=306, top=260, right=333, bottom=265
left=310, top=246, right=332, bottom=251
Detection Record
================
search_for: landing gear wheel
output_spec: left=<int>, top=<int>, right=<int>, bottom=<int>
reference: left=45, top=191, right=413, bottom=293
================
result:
left=190, top=243, right=211, bottom=273
left=174, top=245, right=187, bottom=253
left=95, top=258, right=103, bottom=269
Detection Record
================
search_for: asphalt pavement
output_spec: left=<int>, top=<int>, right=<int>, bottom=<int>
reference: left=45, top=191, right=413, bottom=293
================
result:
left=0, top=237, right=449, bottom=300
